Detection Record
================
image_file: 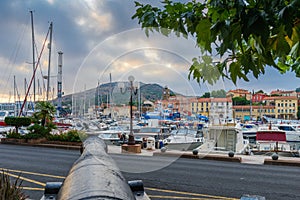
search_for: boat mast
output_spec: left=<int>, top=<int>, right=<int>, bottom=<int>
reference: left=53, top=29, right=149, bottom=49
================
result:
left=24, top=78, right=27, bottom=113
left=30, top=10, right=36, bottom=103
left=13, top=76, right=16, bottom=116
left=46, top=22, right=53, bottom=101
left=109, top=73, right=113, bottom=119
left=18, top=25, right=50, bottom=116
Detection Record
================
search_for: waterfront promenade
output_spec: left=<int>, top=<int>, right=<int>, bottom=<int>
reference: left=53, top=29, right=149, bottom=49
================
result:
left=107, top=144, right=300, bottom=166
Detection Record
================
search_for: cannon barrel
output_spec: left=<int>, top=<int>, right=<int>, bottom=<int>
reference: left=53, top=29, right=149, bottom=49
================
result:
left=54, top=136, right=141, bottom=200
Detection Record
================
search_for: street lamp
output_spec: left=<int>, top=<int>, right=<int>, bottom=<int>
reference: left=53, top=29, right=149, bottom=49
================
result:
left=119, top=75, right=138, bottom=145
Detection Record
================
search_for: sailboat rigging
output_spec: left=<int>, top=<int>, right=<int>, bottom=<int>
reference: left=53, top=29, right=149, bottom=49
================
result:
left=18, top=23, right=51, bottom=116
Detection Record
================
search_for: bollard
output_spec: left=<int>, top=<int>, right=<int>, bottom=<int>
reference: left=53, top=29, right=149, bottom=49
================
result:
left=271, top=153, right=279, bottom=160
left=192, top=149, right=199, bottom=155
left=228, top=151, right=235, bottom=157
left=42, top=136, right=149, bottom=200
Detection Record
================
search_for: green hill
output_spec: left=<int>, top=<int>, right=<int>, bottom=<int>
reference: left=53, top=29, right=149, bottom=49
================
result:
left=56, top=82, right=177, bottom=112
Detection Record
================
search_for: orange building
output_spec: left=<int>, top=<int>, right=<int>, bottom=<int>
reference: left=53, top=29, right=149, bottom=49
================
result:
left=227, top=89, right=252, bottom=100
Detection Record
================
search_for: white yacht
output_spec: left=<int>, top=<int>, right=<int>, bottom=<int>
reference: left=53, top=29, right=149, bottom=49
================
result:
left=241, top=123, right=259, bottom=144
left=163, top=128, right=203, bottom=151
left=274, top=124, right=300, bottom=150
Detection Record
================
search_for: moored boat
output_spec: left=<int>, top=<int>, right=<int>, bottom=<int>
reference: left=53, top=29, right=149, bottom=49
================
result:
left=163, top=128, right=203, bottom=151
left=253, top=126, right=292, bottom=154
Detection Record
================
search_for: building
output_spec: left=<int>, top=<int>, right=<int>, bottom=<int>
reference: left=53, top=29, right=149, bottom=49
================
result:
left=158, top=95, right=194, bottom=116
left=191, top=97, right=233, bottom=124
left=227, top=89, right=252, bottom=100
left=233, top=105, right=275, bottom=121
left=251, top=93, right=267, bottom=103
left=263, top=96, right=298, bottom=120
left=162, top=86, right=170, bottom=100
left=0, top=103, right=15, bottom=111
left=270, top=89, right=297, bottom=97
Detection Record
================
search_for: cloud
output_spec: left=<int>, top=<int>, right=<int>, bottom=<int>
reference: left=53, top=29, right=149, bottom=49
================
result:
left=0, top=0, right=299, bottom=104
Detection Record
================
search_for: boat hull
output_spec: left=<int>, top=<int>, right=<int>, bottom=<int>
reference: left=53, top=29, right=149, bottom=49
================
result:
left=165, top=142, right=202, bottom=151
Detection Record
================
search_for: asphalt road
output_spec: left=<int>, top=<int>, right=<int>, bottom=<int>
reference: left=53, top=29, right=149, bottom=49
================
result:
left=0, top=144, right=300, bottom=200
left=0, top=144, right=80, bottom=200
left=117, top=154, right=300, bottom=200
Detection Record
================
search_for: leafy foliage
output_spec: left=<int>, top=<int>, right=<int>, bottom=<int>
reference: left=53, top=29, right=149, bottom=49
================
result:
left=201, top=92, right=210, bottom=98
left=47, top=130, right=87, bottom=142
left=34, top=101, right=56, bottom=127
left=6, top=132, right=22, bottom=139
left=4, top=117, right=31, bottom=127
left=27, top=123, right=56, bottom=138
left=232, top=96, right=250, bottom=105
left=4, top=117, right=31, bottom=135
left=211, top=89, right=227, bottom=98
left=132, top=0, right=300, bottom=84
left=0, top=170, right=27, bottom=200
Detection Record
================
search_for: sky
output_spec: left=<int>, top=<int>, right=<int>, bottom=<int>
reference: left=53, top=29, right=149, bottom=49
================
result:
left=0, top=0, right=300, bottom=103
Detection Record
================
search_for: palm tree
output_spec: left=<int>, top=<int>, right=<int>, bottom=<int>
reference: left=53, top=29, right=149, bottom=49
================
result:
left=34, top=101, right=56, bottom=127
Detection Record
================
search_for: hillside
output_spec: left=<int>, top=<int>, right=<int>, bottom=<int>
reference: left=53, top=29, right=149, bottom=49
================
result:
left=55, top=82, right=177, bottom=110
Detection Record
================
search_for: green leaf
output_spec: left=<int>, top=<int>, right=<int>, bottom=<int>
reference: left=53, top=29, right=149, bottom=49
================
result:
left=195, top=18, right=212, bottom=52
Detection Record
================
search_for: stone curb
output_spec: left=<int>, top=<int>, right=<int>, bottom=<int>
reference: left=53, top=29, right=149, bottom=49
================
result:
left=153, top=152, right=241, bottom=162
left=153, top=152, right=300, bottom=166
left=0, top=141, right=81, bottom=150
left=264, top=158, right=300, bottom=167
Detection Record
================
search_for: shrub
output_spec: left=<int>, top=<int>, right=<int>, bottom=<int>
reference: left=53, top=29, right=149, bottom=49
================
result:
left=0, top=170, right=27, bottom=200
left=27, top=124, right=50, bottom=138
left=6, top=131, right=22, bottom=139
left=47, top=130, right=87, bottom=142
left=4, top=117, right=31, bottom=135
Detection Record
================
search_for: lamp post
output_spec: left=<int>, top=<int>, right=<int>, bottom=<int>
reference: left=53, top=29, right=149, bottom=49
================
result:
left=119, top=75, right=138, bottom=145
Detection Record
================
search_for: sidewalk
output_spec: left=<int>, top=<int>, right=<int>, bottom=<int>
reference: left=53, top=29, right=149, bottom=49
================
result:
left=107, top=145, right=300, bottom=167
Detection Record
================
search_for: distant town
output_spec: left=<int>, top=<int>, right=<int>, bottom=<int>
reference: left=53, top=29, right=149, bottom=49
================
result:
left=0, top=86, right=300, bottom=124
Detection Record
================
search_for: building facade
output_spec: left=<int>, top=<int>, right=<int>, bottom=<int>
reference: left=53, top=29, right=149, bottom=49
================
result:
left=264, top=96, right=298, bottom=119
left=191, top=97, right=233, bottom=124
left=227, top=89, right=252, bottom=100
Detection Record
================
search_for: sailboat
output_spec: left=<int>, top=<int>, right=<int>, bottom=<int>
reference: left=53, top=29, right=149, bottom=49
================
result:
left=18, top=11, right=53, bottom=116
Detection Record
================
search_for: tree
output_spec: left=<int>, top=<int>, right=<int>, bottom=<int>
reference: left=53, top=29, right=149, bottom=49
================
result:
left=4, top=117, right=31, bottom=135
left=34, top=101, right=56, bottom=127
left=232, top=97, right=250, bottom=105
left=201, top=92, right=210, bottom=98
left=211, top=89, right=226, bottom=98
left=133, top=0, right=300, bottom=85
